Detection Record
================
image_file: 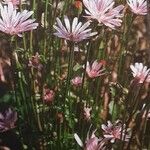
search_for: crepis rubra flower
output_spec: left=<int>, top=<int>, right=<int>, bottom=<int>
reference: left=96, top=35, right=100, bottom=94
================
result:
left=0, top=107, right=17, bottom=132
left=0, top=2, right=38, bottom=37
left=71, top=76, right=82, bottom=86
left=101, top=120, right=131, bottom=143
left=84, top=106, right=92, bottom=120
left=86, top=60, right=106, bottom=78
left=43, top=88, right=55, bottom=103
left=83, top=0, right=124, bottom=29
left=74, top=129, right=106, bottom=150
left=127, top=0, right=147, bottom=15
left=2, top=0, right=26, bottom=7
left=130, top=62, right=150, bottom=83
left=53, top=16, right=97, bottom=42
left=3, top=0, right=20, bottom=6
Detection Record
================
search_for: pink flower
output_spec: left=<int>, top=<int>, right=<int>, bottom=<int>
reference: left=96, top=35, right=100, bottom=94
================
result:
left=43, top=88, right=55, bottom=103
left=130, top=63, right=150, bottom=83
left=53, top=16, right=97, bottom=42
left=71, top=76, right=82, bottom=86
left=74, top=130, right=105, bottom=150
left=85, top=131, right=99, bottom=150
left=83, top=0, right=124, bottom=29
left=84, top=106, right=92, bottom=120
left=86, top=60, right=105, bottom=78
left=2, top=0, right=20, bottom=7
left=101, top=120, right=131, bottom=143
left=127, top=0, right=147, bottom=15
left=0, top=2, right=38, bottom=37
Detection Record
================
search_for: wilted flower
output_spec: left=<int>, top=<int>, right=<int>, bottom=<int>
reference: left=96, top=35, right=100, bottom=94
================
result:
left=84, top=106, right=92, bottom=120
left=86, top=60, right=105, bottom=78
left=43, top=88, right=55, bottom=103
left=74, top=130, right=105, bottom=150
left=57, top=112, right=64, bottom=123
left=53, top=16, right=97, bottom=42
left=83, top=0, right=124, bottom=29
left=28, top=53, right=42, bottom=70
left=0, top=108, right=17, bottom=132
left=130, top=63, right=150, bottom=83
left=71, top=76, right=82, bottom=86
left=127, top=0, right=147, bottom=15
left=101, top=120, right=131, bottom=143
left=0, top=2, right=38, bottom=37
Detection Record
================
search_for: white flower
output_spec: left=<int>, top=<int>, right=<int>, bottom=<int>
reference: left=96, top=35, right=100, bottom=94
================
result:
left=130, top=63, right=150, bottom=83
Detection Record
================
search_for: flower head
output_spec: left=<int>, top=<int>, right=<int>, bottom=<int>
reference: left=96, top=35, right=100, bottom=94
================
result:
left=74, top=130, right=105, bottom=150
left=53, top=16, right=97, bottom=42
left=2, top=0, right=25, bottom=8
left=43, top=88, right=55, bottom=103
left=86, top=60, right=105, bottom=78
left=83, top=0, right=124, bottom=29
left=0, top=2, right=38, bottom=37
left=84, top=106, right=92, bottom=120
left=130, top=63, right=150, bottom=83
left=0, top=107, right=17, bottom=132
left=71, top=76, right=82, bottom=86
left=101, top=120, right=131, bottom=143
left=3, top=0, right=19, bottom=6
left=85, top=131, right=99, bottom=150
left=127, top=0, right=147, bottom=15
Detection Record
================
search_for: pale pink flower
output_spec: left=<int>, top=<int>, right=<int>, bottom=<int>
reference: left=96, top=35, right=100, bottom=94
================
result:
left=0, top=2, right=38, bottom=37
left=83, top=0, right=124, bottom=29
left=84, top=106, right=92, bottom=120
left=3, top=0, right=19, bottom=5
left=43, top=88, right=55, bottom=103
left=130, top=63, right=150, bottom=83
left=85, top=131, right=99, bottom=150
left=101, top=120, right=131, bottom=143
left=127, top=0, right=147, bottom=15
left=53, top=16, right=97, bottom=42
left=86, top=60, right=105, bottom=78
left=3, top=0, right=25, bottom=8
left=74, top=130, right=105, bottom=150
left=0, top=108, right=17, bottom=132
left=71, top=76, right=82, bottom=86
